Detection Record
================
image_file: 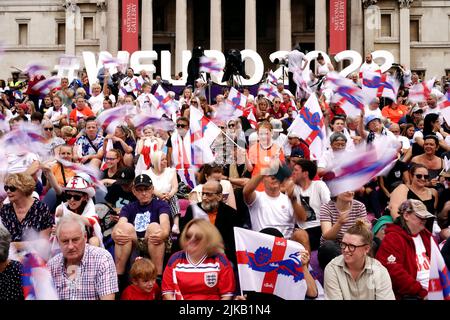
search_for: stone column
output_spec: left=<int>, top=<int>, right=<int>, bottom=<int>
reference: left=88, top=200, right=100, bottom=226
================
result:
left=279, top=0, right=291, bottom=51
left=350, top=0, right=363, bottom=54
left=107, top=0, right=119, bottom=54
left=141, top=0, right=153, bottom=50
left=363, top=0, right=378, bottom=55
left=97, top=1, right=108, bottom=51
left=63, top=0, right=76, bottom=55
left=210, top=0, right=222, bottom=51
left=245, top=0, right=257, bottom=75
left=399, top=0, right=413, bottom=67
left=175, top=0, right=187, bottom=74
left=314, top=0, right=326, bottom=52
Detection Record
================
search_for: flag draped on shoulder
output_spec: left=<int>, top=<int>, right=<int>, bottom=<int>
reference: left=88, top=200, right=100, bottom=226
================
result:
left=234, top=227, right=307, bottom=300
left=428, top=237, right=450, bottom=300
left=287, top=93, right=326, bottom=160
left=361, top=70, right=399, bottom=103
left=321, top=135, right=398, bottom=196
left=267, top=69, right=278, bottom=85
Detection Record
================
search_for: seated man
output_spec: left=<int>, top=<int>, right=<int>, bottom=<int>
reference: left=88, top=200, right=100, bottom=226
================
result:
left=243, top=160, right=306, bottom=241
left=179, top=180, right=242, bottom=265
left=47, top=214, right=118, bottom=300
left=112, top=174, right=170, bottom=291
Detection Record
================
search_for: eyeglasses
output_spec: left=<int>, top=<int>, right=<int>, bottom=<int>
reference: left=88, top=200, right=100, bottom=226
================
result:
left=105, top=157, right=117, bottom=161
left=414, top=174, right=430, bottom=180
left=228, top=124, right=235, bottom=128
left=4, top=185, right=17, bottom=192
left=339, top=241, right=367, bottom=252
left=44, top=127, right=54, bottom=131
left=185, top=232, right=204, bottom=242
left=202, top=192, right=220, bottom=197
left=177, top=123, right=187, bottom=129
left=274, top=101, right=281, bottom=104
left=64, top=193, right=83, bottom=201
left=218, top=126, right=225, bottom=129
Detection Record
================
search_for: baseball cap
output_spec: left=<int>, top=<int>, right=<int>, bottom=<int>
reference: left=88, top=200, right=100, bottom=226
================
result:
left=290, top=148, right=304, bottom=158
left=411, top=105, right=424, bottom=114
left=402, top=199, right=435, bottom=219
left=270, top=119, right=283, bottom=132
left=115, top=167, right=135, bottom=185
left=287, top=131, right=300, bottom=139
left=133, top=174, right=153, bottom=187
left=372, top=215, right=393, bottom=235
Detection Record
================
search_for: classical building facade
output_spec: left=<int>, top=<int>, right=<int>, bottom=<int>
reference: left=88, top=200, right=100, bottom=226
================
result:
left=0, top=0, right=449, bottom=82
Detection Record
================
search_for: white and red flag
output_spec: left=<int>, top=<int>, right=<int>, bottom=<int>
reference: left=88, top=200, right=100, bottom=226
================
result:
left=258, top=83, right=281, bottom=101
left=226, top=87, right=246, bottom=117
left=438, top=89, right=450, bottom=126
left=428, top=237, right=450, bottom=300
left=408, top=78, right=435, bottom=103
left=234, top=227, right=307, bottom=300
left=199, top=56, right=223, bottom=76
left=361, top=70, right=400, bottom=103
left=287, top=93, right=326, bottom=160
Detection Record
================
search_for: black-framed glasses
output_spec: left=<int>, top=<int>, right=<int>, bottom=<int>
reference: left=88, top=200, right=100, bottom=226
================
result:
left=44, top=127, right=54, bottom=131
left=185, top=232, right=204, bottom=242
left=228, top=123, right=235, bottom=128
left=64, top=193, right=83, bottom=201
left=274, top=101, right=281, bottom=104
left=4, top=185, right=17, bottom=192
left=105, top=157, right=117, bottom=161
left=339, top=241, right=367, bottom=252
left=414, top=174, right=430, bottom=180
left=218, top=126, right=225, bottom=129
left=176, top=123, right=187, bottom=129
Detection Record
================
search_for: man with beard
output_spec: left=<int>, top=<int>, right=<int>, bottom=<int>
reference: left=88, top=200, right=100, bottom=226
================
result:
left=177, top=180, right=241, bottom=266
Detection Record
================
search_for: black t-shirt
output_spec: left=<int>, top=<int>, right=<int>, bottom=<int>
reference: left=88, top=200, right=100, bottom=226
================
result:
left=104, top=183, right=136, bottom=209
left=384, top=160, right=409, bottom=193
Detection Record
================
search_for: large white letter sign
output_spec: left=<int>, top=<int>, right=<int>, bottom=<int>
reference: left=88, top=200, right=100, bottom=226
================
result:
left=240, top=49, right=264, bottom=86
left=301, top=51, right=331, bottom=82
left=130, top=50, right=157, bottom=74
left=371, top=50, right=394, bottom=73
left=82, top=51, right=130, bottom=85
left=160, top=50, right=191, bottom=86
left=334, top=50, right=362, bottom=78
left=269, top=51, right=290, bottom=85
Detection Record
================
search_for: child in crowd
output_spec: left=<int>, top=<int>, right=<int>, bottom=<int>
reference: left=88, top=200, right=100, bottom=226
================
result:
left=121, top=257, right=161, bottom=300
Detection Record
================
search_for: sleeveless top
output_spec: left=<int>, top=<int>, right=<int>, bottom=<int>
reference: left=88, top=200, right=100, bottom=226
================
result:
left=427, top=158, right=444, bottom=180
left=407, top=188, right=436, bottom=215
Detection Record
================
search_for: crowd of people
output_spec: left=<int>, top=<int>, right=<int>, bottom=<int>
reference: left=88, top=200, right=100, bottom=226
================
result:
left=0, top=49, right=449, bottom=301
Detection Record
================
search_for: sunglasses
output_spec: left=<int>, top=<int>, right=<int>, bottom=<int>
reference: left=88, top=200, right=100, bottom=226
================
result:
left=228, top=123, right=235, bottom=128
left=185, top=232, right=204, bottom=242
left=105, top=157, right=117, bottom=161
left=414, top=174, right=430, bottom=180
left=177, top=123, right=187, bottom=129
left=4, top=185, right=17, bottom=192
left=64, top=193, right=83, bottom=201
left=218, top=126, right=225, bottom=129
left=44, top=127, right=54, bottom=131
left=339, top=241, right=367, bottom=252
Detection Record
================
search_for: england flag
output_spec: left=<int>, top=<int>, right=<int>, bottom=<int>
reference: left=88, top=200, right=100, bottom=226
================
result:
left=234, top=227, right=307, bottom=300
left=361, top=70, right=400, bottom=104
left=287, top=93, right=326, bottom=160
left=428, top=238, right=450, bottom=300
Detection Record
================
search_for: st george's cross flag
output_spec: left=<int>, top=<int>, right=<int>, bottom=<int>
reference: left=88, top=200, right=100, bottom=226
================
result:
left=234, top=227, right=307, bottom=300
left=361, top=70, right=400, bottom=103
left=287, top=93, right=326, bottom=160
left=428, top=237, right=450, bottom=300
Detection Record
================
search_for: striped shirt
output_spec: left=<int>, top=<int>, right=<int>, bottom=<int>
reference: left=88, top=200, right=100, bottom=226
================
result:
left=48, top=244, right=118, bottom=300
left=319, top=200, right=367, bottom=245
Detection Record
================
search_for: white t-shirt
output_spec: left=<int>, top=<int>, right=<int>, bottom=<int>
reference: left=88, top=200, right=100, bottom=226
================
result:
left=413, top=131, right=444, bottom=143
left=412, top=235, right=430, bottom=290
left=247, top=191, right=295, bottom=238
left=396, top=135, right=411, bottom=150
left=294, top=181, right=331, bottom=229
left=144, top=167, right=175, bottom=194
left=359, top=62, right=380, bottom=74
left=288, top=50, right=306, bottom=72
left=45, top=106, right=69, bottom=125
left=88, top=92, right=105, bottom=115
left=317, top=149, right=336, bottom=169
